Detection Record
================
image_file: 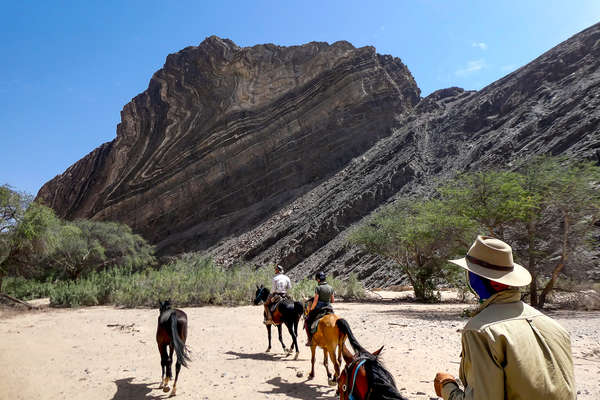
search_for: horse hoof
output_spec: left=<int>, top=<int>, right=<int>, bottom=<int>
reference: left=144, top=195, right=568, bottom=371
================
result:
left=307, top=373, right=314, bottom=380
left=265, top=348, right=271, bottom=353
left=163, top=386, right=170, bottom=393
left=294, top=352, right=299, bottom=360
left=328, top=379, right=336, bottom=386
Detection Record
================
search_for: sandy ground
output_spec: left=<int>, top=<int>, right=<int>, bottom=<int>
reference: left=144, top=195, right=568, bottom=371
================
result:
left=0, top=294, right=598, bottom=400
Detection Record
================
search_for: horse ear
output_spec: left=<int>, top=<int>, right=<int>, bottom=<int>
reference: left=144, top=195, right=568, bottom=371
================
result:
left=372, top=345, right=384, bottom=356
left=256, top=284, right=259, bottom=289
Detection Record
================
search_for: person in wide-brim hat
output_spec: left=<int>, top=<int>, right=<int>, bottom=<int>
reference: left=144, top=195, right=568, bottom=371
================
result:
left=448, top=235, right=532, bottom=287
left=433, top=235, right=575, bottom=400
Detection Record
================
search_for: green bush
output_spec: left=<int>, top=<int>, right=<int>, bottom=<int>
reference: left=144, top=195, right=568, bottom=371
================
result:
left=288, top=273, right=367, bottom=302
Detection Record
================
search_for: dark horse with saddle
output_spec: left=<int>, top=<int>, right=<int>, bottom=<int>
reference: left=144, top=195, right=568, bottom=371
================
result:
left=253, top=285, right=304, bottom=359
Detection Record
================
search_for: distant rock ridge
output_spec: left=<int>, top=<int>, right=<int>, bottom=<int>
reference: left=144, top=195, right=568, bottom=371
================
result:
left=38, top=24, right=600, bottom=287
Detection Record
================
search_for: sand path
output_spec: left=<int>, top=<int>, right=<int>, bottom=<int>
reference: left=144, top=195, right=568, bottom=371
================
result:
left=0, top=299, right=598, bottom=399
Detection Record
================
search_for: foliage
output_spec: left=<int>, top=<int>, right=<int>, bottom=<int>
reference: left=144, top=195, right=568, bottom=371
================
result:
left=440, top=157, right=600, bottom=308
left=2, top=205, right=156, bottom=282
left=44, top=219, right=156, bottom=280
left=349, top=198, right=477, bottom=302
left=1, top=200, right=61, bottom=284
left=1, top=257, right=276, bottom=307
left=0, top=184, right=32, bottom=234
left=288, top=273, right=367, bottom=301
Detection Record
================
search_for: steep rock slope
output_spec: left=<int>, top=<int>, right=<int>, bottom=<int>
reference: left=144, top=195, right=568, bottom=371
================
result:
left=210, top=23, right=600, bottom=286
left=37, top=37, right=420, bottom=254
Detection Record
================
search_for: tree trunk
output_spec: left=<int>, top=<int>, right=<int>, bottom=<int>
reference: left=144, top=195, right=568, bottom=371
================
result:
left=539, top=213, right=570, bottom=308
left=527, top=222, right=538, bottom=307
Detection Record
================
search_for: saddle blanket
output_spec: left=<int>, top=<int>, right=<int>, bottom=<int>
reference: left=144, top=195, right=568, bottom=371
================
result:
left=310, top=305, right=334, bottom=334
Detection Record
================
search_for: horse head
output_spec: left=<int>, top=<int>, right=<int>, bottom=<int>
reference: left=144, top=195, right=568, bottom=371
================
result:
left=302, top=297, right=314, bottom=319
left=338, top=345, right=404, bottom=400
left=253, top=285, right=269, bottom=305
left=159, top=299, right=172, bottom=314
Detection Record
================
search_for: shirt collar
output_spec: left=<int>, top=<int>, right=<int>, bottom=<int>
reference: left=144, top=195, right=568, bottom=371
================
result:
left=473, top=289, right=521, bottom=315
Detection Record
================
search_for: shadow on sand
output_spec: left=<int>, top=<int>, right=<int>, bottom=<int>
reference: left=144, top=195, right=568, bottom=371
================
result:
left=110, top=377, right=166, bottom=400
left=258, top=376, right=336, bottom=400
left=225, top=350, right=301, bottom=362
left=375, top=307, right=465, bottom=321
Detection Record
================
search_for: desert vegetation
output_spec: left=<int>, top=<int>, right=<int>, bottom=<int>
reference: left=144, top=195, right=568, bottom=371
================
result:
left=1, top=157, right=598, bottom=308
left=350, top=156, right=600, bottom=306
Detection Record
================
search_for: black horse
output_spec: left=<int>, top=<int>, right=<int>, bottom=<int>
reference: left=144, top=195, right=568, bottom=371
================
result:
left=337, top=319, right=408, bottom=400
left=156, top=300, right=191, bottom=396
left=253, top=285, right=304, bottom=358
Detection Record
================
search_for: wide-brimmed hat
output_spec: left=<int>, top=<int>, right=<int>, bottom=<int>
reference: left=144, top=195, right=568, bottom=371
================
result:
left=449, top=235, right=531, bottom=287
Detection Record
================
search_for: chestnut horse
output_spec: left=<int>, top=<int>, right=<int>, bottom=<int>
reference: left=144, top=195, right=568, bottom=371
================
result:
left=303, top=299, right=356, bottom=385
left=156, top=300, right=191, bottom=396
left=253, top=285, right=303, bottom=359
left=337, top=334, right=408, bottom=400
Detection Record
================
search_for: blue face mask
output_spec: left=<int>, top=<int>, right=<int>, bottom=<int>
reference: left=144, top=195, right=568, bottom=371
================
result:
left=467, top=271, right=494, bottom=301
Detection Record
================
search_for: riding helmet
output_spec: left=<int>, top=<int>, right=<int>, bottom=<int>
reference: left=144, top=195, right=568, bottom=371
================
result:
left=315, top=271, right=326, bottom=281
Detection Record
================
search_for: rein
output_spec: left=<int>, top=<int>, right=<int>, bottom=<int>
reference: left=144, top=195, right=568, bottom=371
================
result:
left=342, top=358, right=367, bottom=400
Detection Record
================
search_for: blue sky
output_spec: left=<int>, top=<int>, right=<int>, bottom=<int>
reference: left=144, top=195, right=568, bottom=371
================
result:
left=1, top=1, right=599, bottom=196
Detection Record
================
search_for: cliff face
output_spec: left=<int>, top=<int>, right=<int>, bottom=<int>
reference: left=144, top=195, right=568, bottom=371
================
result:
left=38, top=24, right=600, bottom=287
left=209, top=23, right=600, bottom=286
left=37, top=37, right=420, bottom=254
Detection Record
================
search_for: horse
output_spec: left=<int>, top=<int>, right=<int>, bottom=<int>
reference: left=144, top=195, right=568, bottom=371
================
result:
left=337, top=332, right=408, bottom=400
left=303, top=298, right=355, bottom=386
left=156, top=300, right=191, bottom=396
left=253, top=285, right=304, bottom=359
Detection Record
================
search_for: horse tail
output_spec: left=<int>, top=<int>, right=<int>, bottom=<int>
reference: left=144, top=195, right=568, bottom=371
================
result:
left=336, top=318, right=368, bottom=354
left=170, top=313, right=191, bottom=368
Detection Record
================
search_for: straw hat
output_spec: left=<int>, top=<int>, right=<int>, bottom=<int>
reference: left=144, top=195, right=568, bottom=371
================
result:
left=449, top=235, right=532, bottom=287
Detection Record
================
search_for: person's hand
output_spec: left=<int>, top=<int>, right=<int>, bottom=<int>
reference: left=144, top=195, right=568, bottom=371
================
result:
left=434, top=372, right=456, bottom=397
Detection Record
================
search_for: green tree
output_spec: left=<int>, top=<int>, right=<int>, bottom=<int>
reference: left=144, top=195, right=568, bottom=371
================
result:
left=0, top=184, right=32, bottom=234
left=2, top=202, right=62, bottom=281
left=522, top=158, right=600, bottom=307
left=45, top=219, right=156, bottom=279
left=441, top=158, right=600, bottom=308
left=349, top=199, right=477, bottom=301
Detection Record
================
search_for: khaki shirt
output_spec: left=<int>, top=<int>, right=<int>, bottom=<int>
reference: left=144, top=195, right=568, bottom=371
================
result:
left=442, top=290, right=575, bottom=400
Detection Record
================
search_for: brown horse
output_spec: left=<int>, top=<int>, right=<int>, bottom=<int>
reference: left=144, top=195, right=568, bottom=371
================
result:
left=157, top=300, right=191, bottom=396
left=303, top=299, right=355, bottom=385
left=337, top=337, right=408, bottom=400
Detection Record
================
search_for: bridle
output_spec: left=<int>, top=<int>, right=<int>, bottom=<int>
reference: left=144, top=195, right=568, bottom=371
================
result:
left=255, top=287, right=267, bottom=304
left=340, top=358, right=368, bottom=400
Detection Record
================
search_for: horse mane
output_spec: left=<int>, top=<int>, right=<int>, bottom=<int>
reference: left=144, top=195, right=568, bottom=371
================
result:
left=356, top=350, right=408, bottom=400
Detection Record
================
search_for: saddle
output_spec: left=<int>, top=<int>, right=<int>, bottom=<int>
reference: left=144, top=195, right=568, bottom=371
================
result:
left=310, top=305, right=334, bottom=335
left=269, top=294, right=290, bottom=313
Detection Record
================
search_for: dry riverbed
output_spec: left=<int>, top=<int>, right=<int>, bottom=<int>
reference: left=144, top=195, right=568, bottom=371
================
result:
left=0, top=294, right=598, bottom=399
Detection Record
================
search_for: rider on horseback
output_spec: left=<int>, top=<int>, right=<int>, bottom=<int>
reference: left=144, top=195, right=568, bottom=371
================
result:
left=263, top=264, right=291, bottom=325
left=305, top=271, right=335, bottom=346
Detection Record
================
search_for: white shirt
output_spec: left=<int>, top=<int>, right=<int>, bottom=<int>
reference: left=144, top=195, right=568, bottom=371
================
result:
left=272, top=273, right=291, bottom=294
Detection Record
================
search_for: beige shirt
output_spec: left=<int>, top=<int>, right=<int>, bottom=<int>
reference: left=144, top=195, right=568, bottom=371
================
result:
left=272, top=273, right=291, bottom=294
left=442, top=290, right=576, bottom=400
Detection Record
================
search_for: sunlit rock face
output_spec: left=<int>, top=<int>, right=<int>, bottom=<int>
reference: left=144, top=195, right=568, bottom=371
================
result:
left=209, top=23, right=600, bottom=286
left=37, top=37, right=420, bottom=257
left=38, top=23, right=600, bottom=287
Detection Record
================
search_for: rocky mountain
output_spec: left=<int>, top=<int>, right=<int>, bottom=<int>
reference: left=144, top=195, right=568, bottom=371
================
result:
left=37, top=24, right=600, bottom=287
left=37, top=37, right=419, bottom=258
